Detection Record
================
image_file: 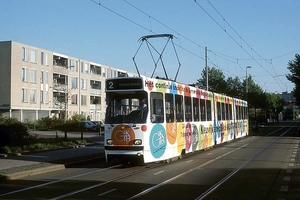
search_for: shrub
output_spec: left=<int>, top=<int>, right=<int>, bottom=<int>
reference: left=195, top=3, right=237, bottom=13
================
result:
left=1, top=146, right=11, bottom=154
left=0, top=117, right=31, bottom=147
left=36, top=117, right=64, bottom=131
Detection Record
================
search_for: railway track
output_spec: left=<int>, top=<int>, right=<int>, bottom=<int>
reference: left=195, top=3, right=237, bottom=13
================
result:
left=1, top=122, right=299, bottom=199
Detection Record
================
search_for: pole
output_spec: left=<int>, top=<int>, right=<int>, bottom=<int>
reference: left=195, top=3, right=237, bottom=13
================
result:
left=246, top=66, right=252, bottom=102
left=246, top=66, right=252, bottom=129
left=64, top=70, right=68, bottom=139
left=205, top=47, right=208, bottom=90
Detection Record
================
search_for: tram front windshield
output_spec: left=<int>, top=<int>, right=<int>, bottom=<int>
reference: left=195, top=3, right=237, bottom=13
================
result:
left=105, top=92, right=148, bottom=124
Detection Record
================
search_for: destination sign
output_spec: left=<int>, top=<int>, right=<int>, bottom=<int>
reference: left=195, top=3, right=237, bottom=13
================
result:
left=106, top=78, right=143, bottom=90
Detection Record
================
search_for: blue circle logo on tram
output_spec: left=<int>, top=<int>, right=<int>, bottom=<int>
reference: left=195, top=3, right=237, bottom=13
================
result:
left=150, top=124, right=167, bottom=158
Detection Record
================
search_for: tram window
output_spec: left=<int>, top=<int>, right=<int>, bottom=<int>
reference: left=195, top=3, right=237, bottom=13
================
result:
left=241, top=106, right=244, bottom=119
left=217, top=102, right=221, bottom=120
left=222, top=102, right=226, bottom=120
left=206, top=100, right=212, bottom=121
left=175, top=94, right=184, bottom=122
left=150, top=92, right=164, bottom=123
left=240, top=106, right=243, bottom=120
left=184, top=96, right=192, bottom=122
left=200, top=99, right=206, bottom=121
left=236, top=105, right=241, bottom=120
left=165, top=93, right=174, bottom=122
left=193, top=97, right=199, bottom=121
left=228, top=104, right=232, bottom=120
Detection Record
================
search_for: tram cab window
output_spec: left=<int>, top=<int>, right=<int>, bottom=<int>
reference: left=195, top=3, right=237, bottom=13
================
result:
left=105, top=92, right=148, bottom=124
left=150, top=92, right=164, bottom=123
left=193, top=97, right=200, bottom=122
left=184, top=96, right=192, bottom=122
left=175, top=94, right=184, bottom=122
left=165, top=93, right=174, bottom=122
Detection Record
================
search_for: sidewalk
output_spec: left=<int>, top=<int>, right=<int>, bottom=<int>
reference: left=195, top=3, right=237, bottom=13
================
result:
left=0, top=131, right=105, bottom=180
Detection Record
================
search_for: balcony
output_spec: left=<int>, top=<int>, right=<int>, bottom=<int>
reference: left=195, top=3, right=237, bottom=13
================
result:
left=90, top=80, right=101, bottom=96
left=53, top=55, right=68, bottom=68
left=90, top=64, right=101, bottom=76
left=90, top=104, right=101, bottom=110
left=53, top=92, right=67, bottom=109
left=90, top=88, right=101, bottom=96
left=53, top=74, right=68, bottom=92
left=90, top=96, right=101, bottom=110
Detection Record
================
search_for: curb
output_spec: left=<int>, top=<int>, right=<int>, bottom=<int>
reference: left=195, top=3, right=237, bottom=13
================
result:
left=0, top=164, right=65, bottom=181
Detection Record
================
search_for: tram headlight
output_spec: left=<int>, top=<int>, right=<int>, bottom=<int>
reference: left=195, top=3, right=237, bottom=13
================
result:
left=107, top=139, right=113, bottom=145
left=134, top=139, right=142, bottom=145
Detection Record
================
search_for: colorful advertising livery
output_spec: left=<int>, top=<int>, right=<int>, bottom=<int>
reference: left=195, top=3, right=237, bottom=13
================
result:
left=104, top=76, right=248, bottom=163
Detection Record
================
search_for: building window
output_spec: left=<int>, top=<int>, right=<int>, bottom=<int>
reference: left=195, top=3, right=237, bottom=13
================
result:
left=71, top=77, right=78, bottom=89
left=75, top=61, right=78, bottom=72
left=102, top=68, right=106, bottom=77
left=40, top=90, right=44, bottom=103
left=81, top=78, right=87, bottom=89
left=81, top=95, right=87, bottom=106
left=22, top=68, right=28, bottom=82
left=71, top=94, right=78, bottom=105
left=45, top=91, right=49, bottom=103
left=45, top=72, right=48, bottom=84
left=22, top=88, right=28, bottom=102
left=30, top=50, right=36, bottom=63
left=30, top=69, right=36, bottom=83
left=81, top=62, right=84, bottom=73
left=85, top=63, right=88, bottom=74
left=41, top=52, right=44, bottom=65
left=40, top=71, right=44, bottom=83
left=30, top=89, right=36, bottom=103
left=45, top=53, right=48, bottom=65
left=22, top=47, right=28, bottom=61
left=69, top=59, right=74, bottom=71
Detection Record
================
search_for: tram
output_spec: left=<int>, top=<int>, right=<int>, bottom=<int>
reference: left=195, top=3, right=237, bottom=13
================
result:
left=104, top=76, right=248, bottom=163
left=104, top=34, right=248, bottom=164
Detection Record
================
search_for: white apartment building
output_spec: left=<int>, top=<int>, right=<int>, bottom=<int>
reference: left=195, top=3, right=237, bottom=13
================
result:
left=0, top=41, right=129, bottom=122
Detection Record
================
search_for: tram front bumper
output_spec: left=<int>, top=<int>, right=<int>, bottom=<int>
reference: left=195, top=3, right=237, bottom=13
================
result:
left=104, top=146, right=144, bottom=162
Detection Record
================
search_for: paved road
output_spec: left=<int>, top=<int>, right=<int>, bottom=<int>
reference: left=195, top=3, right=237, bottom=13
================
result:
left=1, top=126, right=300, bottom=199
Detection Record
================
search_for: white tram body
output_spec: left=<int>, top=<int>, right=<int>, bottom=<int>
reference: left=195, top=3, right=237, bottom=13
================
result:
left=104, top=76, right=248, bottom=163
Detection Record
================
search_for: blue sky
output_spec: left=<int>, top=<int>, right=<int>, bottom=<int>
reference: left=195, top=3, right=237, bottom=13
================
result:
left=1, top=0, right=300, bottom=93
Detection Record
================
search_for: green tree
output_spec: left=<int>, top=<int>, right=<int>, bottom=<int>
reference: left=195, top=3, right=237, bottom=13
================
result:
left=225, top=76, right=243, bottom=99
left=286, top=53, right=300, bottom=104
left=246, top=76, right=265, bottom=120
left=196, top=66, right=227, bottom=93
left=264, top=93, right=284, bottom=121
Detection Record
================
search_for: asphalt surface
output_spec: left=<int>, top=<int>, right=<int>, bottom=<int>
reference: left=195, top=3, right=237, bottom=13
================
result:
left=0, top=131, right=105, bottom=180
left=0, top=128, right=299, bottom=200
